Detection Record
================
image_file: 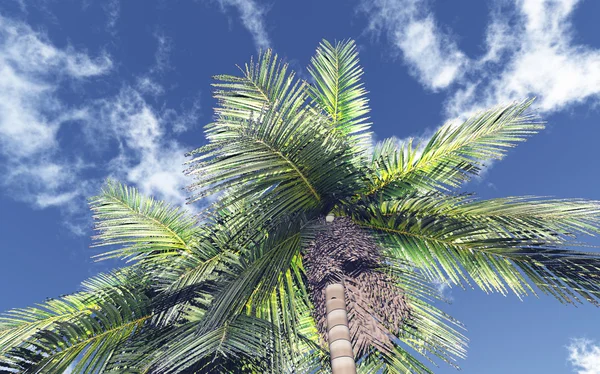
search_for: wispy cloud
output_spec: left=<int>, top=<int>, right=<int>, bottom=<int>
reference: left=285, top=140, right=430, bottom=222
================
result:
left=9, top=0, right=26, bottom=13
left=213, top=0, right=272, bottom=50
left=359, top=0, right=468, bottom=90
left=446, top=0, right=600, bottom=117
left=0, top=14, right=111, bottom=210
left=567, top=338, right=600, bottom=374
left=361, top=0, right=600, bottom=116
left=360, top=0, right=600, bottom=180
left=432, top=278, right=454, bottom=303
left=104, top=0, right=120, bottom=34
left=93, top=85, right=193, bottom=207
left=150, top=30, right=173, bottom=74
left=0, top=15, right=200, bottom=235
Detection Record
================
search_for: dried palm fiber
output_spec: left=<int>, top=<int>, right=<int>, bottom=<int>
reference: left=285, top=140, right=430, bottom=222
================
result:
left=303, top=216, right=411, bottom=357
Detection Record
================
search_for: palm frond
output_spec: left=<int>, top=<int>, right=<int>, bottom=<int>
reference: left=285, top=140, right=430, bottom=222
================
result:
left=0, top=270, right=151, bottom=373
left=184, top=107, right=360, bottom=217
left=450, top=196, right=600, bottom=237
left=346, top=194, right=600, bottom=305
left=185, top=48, right=366, bottom=227
left=212, top=48, right=305, bottom=123
left=149, top=315, right=275, bottom=374
left=198, top=218, right=314, bottom=331
left=308, top=39, right=371, bottom=149
left=382, top=260, right=467, bottom=372
left=89, top=180, right=201, bottom=263
left=364, top=100, right=543, bottom=197
left=253, top=254, right=326, bottom=373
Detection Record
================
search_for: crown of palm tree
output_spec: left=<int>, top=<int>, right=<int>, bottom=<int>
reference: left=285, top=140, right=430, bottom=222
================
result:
left=1, top=39, right=600, bottom=373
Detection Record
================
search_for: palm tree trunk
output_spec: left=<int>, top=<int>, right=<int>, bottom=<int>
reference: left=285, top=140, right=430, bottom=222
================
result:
left=325, top=283, right=356, bottom=374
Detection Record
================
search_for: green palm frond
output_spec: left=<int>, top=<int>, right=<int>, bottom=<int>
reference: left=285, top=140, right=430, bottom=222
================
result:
left=0, top=268, right=141, bottom=357
left=347, top=194, right=600, bottom=305
left=90, top=180, right=201, bottom=263
left=212, top=48, right=306, bottom=123
left=308, top=39, right=371, bottom=149
left=150, top=315, right=276, bottom=374
left=383, top=260, right=467, bottom=372
left=184, top=106, right=360, bottom=217
left=185, top=47, right=367, bottom=227
left=360, top=193, right=600, bottom=239
left=253, top=254, right=326, bottom=373
left=449, top=196, right=600, bottom=237
left=364, top=100, right=544, bottom=197
left=199, top=218, right=314, bottom=331
left=0, top=270, right=151, bottom=373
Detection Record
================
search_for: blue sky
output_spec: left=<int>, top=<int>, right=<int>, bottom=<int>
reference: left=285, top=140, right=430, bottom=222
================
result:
left=0, top=0, right=599, bottom=373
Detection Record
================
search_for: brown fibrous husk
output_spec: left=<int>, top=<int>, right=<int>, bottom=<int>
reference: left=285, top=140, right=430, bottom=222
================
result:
left=303, top=216, right=411, bottom=357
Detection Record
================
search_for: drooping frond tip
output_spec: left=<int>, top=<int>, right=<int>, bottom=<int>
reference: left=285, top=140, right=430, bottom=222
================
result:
left=89, top=179, right=200, bottom=262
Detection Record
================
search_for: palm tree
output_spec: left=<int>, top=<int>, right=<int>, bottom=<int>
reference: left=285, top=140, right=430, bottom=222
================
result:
left=1, top=39, right=600, bottom=373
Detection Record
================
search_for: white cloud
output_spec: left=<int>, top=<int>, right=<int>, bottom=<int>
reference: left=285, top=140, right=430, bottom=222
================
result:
left=0, top=16, right=111, bottom=159
left=446, top=0, right=600, bottom=117
left=0, top=15, right=200, bottom=235
left=96, top=86, right=193, bottom=207
left=359, top=0, right=468, bottom=90
left=360, top=0, right=600, bottom=182
left=150, top=30, right=172, bottom=74
left=0, top=15, right=110, bottom=217
left=36, top=191, right=81, bottom=209
left=360, top=0, right=600, bottom=118
left=214, top=0, right=271, bottom=50
left=568, top=338, right=600, bottom=374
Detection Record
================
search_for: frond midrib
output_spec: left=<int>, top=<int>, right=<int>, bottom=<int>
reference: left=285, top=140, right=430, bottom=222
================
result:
left=355, top=220, right=488, bottom=253
left=34, top=315, right=151, bottom=371
left=364, top=113, right=530, bottom=197
left=253, top=138, right=321, bottom=202
left=0, top=306, right=96, bottom=354
left=331, top=46, right=341, bottom=123
left=101, top=194, right=190, bottom=250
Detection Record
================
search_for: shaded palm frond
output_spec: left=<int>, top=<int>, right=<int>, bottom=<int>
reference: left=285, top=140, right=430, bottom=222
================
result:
left=0, top=270, right=151, bottom=373
left=149, top=315, right=275, bottom=374
left=252, top=253, right=327, bottom=373
left=364, top=100, right=543, bottom=197
left=0, top=268, right=144, bottom=358
left=198, top=218, right=315, bottom=331
left=184, top=106, right=360, bottom=218
left=308, top=39, right=371, bottom=150
left=150, top=248, right=240, bottom=327
left=90, top=180, right=201, bottom=263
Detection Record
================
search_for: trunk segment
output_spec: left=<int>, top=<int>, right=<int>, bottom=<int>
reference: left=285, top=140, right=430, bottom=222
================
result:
left=326, top=283, right=356, bottom=374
